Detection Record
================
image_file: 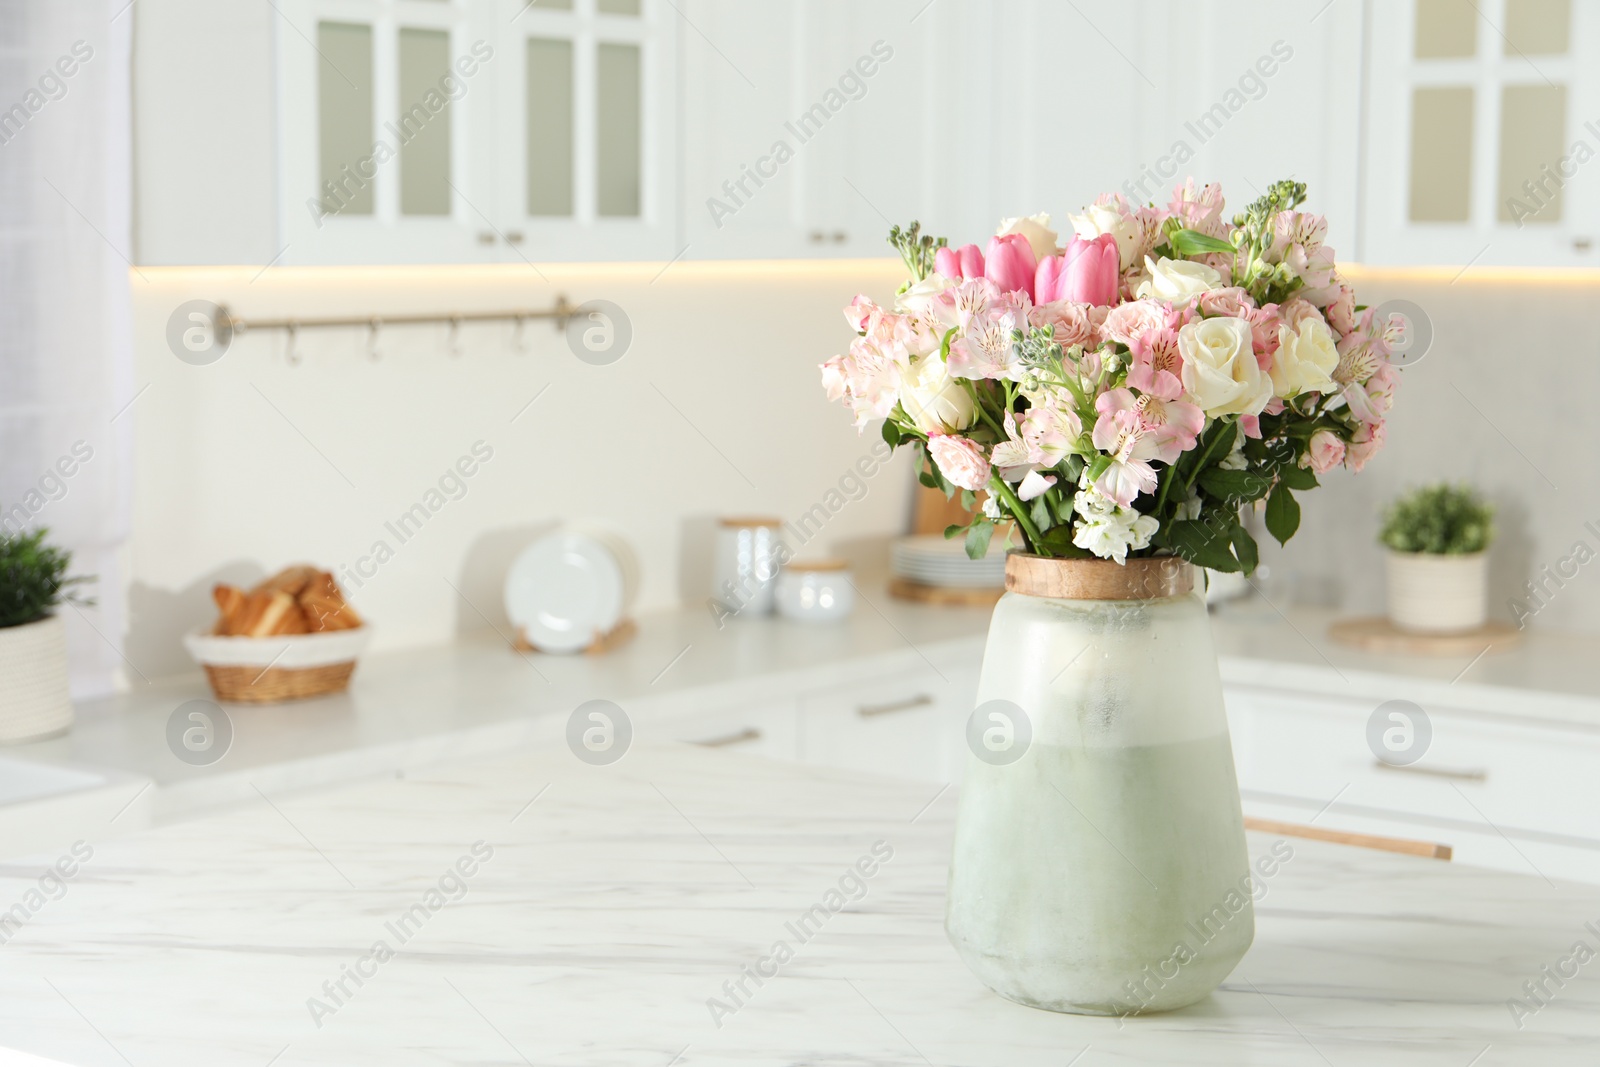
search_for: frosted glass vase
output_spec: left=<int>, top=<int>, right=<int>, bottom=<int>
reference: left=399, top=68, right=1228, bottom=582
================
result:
left=946, top=554, right=1253, bottom=1016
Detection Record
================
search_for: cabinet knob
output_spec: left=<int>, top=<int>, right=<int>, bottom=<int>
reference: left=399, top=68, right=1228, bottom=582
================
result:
left=477, top=231, right=496, bottom=245
left=1575, top=237, right=1593, bottom=252
left=831, top=231, right=847, bottom=243
left=809, top=230, right=827, bottom=244
left=504, top=231, right=525, bottom=245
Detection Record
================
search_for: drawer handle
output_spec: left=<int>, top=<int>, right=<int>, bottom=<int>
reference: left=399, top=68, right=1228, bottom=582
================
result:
left=857, top=694, right=933, bottom=717
left=1373, top=760, right=1487, bottom=782
left=692, top=728, right=762, bottom=747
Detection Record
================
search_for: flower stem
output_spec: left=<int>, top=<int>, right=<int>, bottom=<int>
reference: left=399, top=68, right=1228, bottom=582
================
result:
left=990, top=475, right=1045, bottom=554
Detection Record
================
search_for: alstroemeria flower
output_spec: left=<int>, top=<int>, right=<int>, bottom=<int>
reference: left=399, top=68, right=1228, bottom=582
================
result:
left=947, top=296, right=1030, bottom=381
left=1017, top=470, right=1057, bottom=501
left=1091, top=393, right=1163, bottom=506
left=1126, top=327, right=1184, bottom=400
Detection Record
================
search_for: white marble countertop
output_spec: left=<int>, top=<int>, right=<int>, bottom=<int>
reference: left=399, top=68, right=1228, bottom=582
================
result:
left=2, top=741, right=1596, bottom=1065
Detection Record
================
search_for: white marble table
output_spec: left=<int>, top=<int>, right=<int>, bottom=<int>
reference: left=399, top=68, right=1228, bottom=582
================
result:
left=1, top=741, right=1597, bottom=1065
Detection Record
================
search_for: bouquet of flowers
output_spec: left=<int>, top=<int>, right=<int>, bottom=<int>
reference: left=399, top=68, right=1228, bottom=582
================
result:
left=820, top=179, right=1402, bottom=569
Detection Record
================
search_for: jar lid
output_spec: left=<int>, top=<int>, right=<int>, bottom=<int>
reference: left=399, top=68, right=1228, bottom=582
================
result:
left=718, top=516, right=783, bottom=528
left=784, top=558, right=849, bottom=572
left=1004, top=553, right=1193, bottom=600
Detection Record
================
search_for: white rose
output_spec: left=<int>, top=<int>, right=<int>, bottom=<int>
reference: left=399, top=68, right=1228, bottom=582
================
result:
left=895, top=272, right=953, bottom=317
left=1135, top=256, right=1223, bottom=303
left=1271, top=317, right=1340, bottom=398
left=899, top=354, right=977, bottom=434
left=1178, top=317, right=1272, bottom=417
left=1069, top=203, right=1139, bottom=270
left=995, top=213, right=1059, bottom=260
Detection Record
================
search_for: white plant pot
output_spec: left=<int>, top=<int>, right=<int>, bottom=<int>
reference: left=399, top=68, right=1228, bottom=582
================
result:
left=1386, top=550, right=1488, bottom=634
left=0, top=615, right=74, bottom=743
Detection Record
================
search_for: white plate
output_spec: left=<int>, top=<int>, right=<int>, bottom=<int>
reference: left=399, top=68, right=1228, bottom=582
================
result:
left=504, top=532, right=626, bottom=654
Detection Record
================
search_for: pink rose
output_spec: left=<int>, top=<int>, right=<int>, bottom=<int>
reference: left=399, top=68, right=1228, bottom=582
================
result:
left=1029, top=301, right=1107, bottom=349
left=1304, top=429, right=1346, bottom=475
left=928, top=434, right=991, bottom=491
left=1102, top=300, right=1175, bottom=348
left=1198, top=287, right=1255, bottom=318
left=1345, top=421, right=1386, bottom=473
left=1279, top=297, right=1324, bottom=331
left=1324, top=282, right=1357, bottom=335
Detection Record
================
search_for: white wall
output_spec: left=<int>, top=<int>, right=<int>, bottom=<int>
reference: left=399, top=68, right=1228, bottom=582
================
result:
left=125, top=261, right=915, bottom=679
left=125, top=258, right=1600, bottom=688
left=1264, top=266, right=1600, bottom=635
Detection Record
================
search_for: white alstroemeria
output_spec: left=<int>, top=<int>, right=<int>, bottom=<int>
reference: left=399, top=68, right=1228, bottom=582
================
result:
left=1017, top=470, right=1057, bottom=501
left=1177, top=487, right=1203, bottom=521
left=1071, top=483, right=1159, bottom=564
left=981, top=494, right=1003, bottom=521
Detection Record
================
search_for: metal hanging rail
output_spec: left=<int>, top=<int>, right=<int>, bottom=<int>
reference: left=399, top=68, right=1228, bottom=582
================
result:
left=215, top=294, right=577, bottom=333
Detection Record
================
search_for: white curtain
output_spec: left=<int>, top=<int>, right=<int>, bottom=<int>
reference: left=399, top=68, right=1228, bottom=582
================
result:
left=0, top=2, right=133, bottom=698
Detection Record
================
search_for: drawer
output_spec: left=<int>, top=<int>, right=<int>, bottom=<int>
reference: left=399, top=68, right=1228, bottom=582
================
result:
left=797, top=667, right=979, bottom=783
left=662, top=699, right=799, bottom=762
left=1227, top=687, right=1600, bottom=845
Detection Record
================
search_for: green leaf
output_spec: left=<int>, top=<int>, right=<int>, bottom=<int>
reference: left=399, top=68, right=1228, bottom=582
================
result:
left=959, top=489, right=976, bottom=511
left=1036, top=526, right=1093, bottom=558
left=964, top=519, right=996, bottom=560
left=917, top=468, right=939, bottom=490
left=881, top=420, right=902, bottom=448
left=1230, top=522, right=1260, bottom=575
left=1029, top=495, right=1053, bottom=533
left=1085, top=454, right=1113, bottom=483
left=1168, top=228, right=1236, bottom=257
left=1265, top=484, right=1301, bottom=545
left=1198, top=467, right=1271, bottom=504
left=1164, top=520, right=1241, bottom=572
left=943, top=523, right=965, bottom=541
left=1276, top=463, right=1318, bottom=491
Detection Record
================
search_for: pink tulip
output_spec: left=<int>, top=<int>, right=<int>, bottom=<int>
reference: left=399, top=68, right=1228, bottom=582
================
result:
left=1061, top=233, right=1120, bottom=306
left=984, top=233, right=1037, bottom=298
left=1035, top=254, right=1069, bottom=304
left=935, top=243, right=985, bottom=281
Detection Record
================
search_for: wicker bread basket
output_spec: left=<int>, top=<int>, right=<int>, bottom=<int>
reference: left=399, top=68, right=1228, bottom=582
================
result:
left=183, top=627, right=371, bottom=704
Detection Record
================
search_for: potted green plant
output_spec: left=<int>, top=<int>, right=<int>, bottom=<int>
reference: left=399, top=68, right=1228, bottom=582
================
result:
left=1380, top=484, right=1494, bottom=634
left=0, top=528, right=91, bottom=742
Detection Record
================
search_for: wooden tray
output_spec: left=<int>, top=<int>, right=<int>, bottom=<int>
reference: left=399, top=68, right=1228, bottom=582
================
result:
left=1327, top=616, right=1521, bottom=656
left=887, top=577, right=1003, bottom=607
left=512, top=618, right=637, bottom=655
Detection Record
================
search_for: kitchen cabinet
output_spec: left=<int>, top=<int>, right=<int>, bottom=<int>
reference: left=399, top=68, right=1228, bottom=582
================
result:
left=1225, top=684, right=1600, bottom=884
left=796, top=664, right=979, bottom=784
left=660, top=654, right=1600, bottom=883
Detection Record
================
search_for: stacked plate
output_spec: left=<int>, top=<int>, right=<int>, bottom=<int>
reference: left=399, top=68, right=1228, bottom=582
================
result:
left=891, top=534, right=1010, bottom=589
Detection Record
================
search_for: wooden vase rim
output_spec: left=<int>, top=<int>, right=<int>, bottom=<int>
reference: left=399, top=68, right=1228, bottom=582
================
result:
left=1004, top=553, right=1194, bottom=601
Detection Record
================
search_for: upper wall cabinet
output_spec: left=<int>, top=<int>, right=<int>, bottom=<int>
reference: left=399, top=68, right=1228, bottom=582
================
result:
left=133, top=0, right=1597, bottom=266
left=1364, top=0, right=1600, bottom=265
left=273, top=0, right=677, bottom=264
